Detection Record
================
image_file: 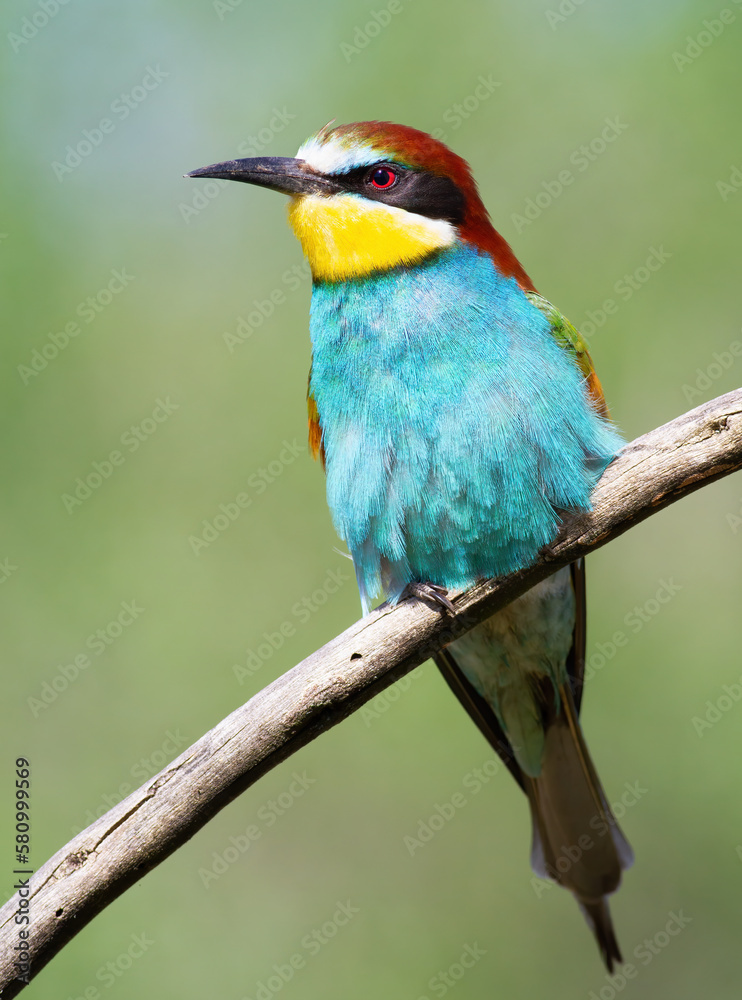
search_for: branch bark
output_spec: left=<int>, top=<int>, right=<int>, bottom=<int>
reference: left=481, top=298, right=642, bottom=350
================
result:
left=2, top=389, right=741, bottom=996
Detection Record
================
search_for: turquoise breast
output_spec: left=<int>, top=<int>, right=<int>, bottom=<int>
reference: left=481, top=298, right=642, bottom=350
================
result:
left=308, top=243, right=622, bottom=611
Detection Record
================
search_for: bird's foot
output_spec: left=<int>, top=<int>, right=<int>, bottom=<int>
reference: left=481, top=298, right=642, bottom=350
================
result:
left=401, top=581, right=456, bottom=614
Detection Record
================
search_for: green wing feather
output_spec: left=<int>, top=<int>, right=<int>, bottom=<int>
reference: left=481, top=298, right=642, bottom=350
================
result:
left=525, top=290, right=609, bottom=418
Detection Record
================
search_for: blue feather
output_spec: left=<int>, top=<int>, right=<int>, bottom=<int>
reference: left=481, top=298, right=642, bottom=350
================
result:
left=308, top=243, right=623, bottom=611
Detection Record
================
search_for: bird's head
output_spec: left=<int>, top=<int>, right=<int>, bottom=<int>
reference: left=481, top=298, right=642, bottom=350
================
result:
left=188, top=120, right=533, bottom=288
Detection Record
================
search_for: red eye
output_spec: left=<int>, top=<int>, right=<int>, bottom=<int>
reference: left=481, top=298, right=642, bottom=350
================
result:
left=369, top=166, right=396, bottom=189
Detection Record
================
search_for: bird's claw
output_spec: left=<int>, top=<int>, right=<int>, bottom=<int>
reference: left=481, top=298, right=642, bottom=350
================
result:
left=402, top=581, right=456, bottom=614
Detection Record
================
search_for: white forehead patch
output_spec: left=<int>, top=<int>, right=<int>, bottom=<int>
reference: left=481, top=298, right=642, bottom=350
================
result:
left=296, top=134, right=385, bottom=175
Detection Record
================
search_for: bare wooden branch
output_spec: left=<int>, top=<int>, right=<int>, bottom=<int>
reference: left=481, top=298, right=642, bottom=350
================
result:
left=2, top=389, right=741, bottom=996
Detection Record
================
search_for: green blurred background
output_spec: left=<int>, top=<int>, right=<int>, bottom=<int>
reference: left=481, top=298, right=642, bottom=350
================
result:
left=2, top=0, right=741, bottom=996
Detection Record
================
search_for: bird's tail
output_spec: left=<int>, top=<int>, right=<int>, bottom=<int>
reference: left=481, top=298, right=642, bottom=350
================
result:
left=523, top=682, right=633, bottom=972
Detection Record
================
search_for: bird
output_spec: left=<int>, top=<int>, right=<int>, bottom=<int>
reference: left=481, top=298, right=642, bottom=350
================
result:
left=188, top=120, right=633, bottom=970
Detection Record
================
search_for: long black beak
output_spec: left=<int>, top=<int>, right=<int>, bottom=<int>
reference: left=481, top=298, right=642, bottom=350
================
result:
left=186, top=156, right=339, bottom=197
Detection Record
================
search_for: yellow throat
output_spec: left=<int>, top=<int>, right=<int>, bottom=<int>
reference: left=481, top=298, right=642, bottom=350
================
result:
left=287, top=193, right=456, bottom=282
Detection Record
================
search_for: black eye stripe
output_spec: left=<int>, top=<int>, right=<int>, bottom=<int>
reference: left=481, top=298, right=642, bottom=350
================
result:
left=329, top=163, right=465, bottom=226
left=340, top=162, right=401, bottom=185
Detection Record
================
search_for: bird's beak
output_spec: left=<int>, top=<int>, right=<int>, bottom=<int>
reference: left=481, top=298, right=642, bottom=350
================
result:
left=186, top=156, right=339, bottom=197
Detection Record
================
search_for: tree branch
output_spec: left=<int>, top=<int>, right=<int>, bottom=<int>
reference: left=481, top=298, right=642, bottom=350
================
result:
left=2, top=389, right=741, bottom=996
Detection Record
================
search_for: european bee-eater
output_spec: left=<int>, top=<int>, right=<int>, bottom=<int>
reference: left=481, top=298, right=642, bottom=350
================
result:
left=189, top=121, right=632, bottom=970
